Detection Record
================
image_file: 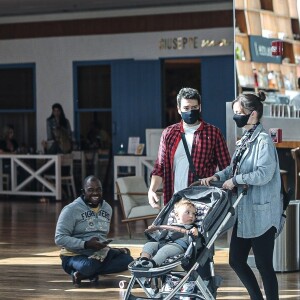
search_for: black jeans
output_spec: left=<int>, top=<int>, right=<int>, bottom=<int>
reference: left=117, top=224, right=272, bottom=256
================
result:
left=229, top=223, right=278, bottom=300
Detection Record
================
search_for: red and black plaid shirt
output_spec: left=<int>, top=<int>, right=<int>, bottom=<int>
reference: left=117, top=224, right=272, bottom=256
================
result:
left=151, top=120, right=231, bottom=204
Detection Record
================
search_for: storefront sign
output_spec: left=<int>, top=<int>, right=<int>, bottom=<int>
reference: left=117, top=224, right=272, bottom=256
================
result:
left=159, top=36, right=231, bottom=50
left=249, top=35, right=282, bottom=63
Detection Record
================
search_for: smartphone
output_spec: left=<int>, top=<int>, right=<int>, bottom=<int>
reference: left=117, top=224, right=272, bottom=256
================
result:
left=102, top=239, right=113, bottom=245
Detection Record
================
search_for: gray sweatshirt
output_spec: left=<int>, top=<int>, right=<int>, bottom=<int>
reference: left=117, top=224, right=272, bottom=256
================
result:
left=55, top=196, right=112, bottom=256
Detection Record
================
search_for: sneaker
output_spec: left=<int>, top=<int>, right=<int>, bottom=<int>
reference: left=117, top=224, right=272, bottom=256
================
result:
left=141, top=259, right=156, bottom=268
left=133, top=258, right=145, bottom=267
left=180, top=281, right=195, bottom=300
left=89, top=275, right=99, bottom=283
left=181, top=281, right=195, bottom=293
left=133, top=259, right=155, bottom=268
left=163, top=275, right=181, bottom=291
left=72, top=271, right=82, bottom=287
left=133, top=259, right=149, bottom=268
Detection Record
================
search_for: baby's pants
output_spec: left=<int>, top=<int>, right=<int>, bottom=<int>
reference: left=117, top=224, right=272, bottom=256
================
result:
left=143, top=241, right=184, bottom=266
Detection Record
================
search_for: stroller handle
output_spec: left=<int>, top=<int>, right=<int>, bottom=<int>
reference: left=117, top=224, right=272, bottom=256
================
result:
left=209, top=181, right=225, bottom=188
left=190, top=180, right=248, bottom=194
left=189, top=180, right=224, bottom=188
left=145, top=225, right=189, bottom=235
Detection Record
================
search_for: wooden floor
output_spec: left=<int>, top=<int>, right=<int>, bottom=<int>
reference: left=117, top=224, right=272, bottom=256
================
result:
left=0, top=196, right=300, bottom=299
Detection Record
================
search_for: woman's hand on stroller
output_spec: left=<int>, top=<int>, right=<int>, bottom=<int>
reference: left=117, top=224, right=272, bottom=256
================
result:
left=222, top=178, right=235, bottom=190
left=201, top=176, right=218, bottom=186
left=202, top=176, right=235, bottom=190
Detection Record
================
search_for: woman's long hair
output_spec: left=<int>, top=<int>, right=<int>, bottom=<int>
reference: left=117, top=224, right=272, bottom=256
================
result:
left=2, top=124, right=14, bottom=140
left=49, top=103, right=68, bottom=128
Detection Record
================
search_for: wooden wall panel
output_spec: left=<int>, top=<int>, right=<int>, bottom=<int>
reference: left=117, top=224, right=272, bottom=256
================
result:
left=0, top=10, right=233, bottom=40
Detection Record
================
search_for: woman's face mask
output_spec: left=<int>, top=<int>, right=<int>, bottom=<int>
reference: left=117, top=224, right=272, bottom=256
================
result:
left=233, top=113, right=251, bottom=128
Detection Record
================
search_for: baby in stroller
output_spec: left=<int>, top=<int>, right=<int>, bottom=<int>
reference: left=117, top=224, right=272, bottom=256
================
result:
left=123, top=185, right=236, bottom=300
left=134, top=198, right=199, bottom=269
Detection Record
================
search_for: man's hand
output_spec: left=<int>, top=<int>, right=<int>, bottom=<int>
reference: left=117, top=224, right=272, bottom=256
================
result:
left=148, top=175, right=162, bottom=209
left=148, top=190, right=161, bottom=209
left=84, top=237, right=109, bottom=250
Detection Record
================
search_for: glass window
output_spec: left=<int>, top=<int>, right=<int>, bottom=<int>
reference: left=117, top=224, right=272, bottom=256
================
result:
left=74, top=63, right=112, bottom=159
left=163, top=59, right=201, bottom=126
left=0, top=66, right=34, bottom=110
left=78, top=111, right=112, bottom=151
left=0, top=64, right=36, bottom=150
left=0, top=112, right=36, bottom=151
left=77, top=65, right=111, bottom=109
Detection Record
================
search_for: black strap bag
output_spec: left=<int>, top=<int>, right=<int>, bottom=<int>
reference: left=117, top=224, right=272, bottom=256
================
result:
left=181, top=132, right=200, bottom=181
left=275, top=178, right=293, bottom=239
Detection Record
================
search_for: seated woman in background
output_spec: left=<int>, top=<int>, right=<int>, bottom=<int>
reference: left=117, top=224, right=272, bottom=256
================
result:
left=0, top=124, right=18, bottom=154
left=0, top=124, right=19, bottom=177
left=42, top=131, right=72, bottom=154
left=42, top=103, right=73, bottom=154
left=47, top=103, right=72, bottom=142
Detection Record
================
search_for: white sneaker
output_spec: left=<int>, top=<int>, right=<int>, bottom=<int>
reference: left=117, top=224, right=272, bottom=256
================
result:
left=179, top=281, right=195, bottom=300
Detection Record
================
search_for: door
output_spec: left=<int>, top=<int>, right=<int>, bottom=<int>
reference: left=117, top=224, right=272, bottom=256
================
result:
left=162, top=58, right=201, bottom=127
left=73, top=62, right=112, bottom=187
left=74, top=62, right=112, bottom=149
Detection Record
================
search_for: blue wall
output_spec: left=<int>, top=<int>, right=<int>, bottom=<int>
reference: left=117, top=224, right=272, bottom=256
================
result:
left=111, top=55, right=234, bottom=154
left=75, top=55, right=234, bottom=155
left=201, top=55, right=235, bottom=137
left=111, top=60, right=162, bottom=154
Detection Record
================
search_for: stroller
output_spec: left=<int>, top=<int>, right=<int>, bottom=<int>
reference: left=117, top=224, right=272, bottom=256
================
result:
left=122, top=183, right=247, bottom=300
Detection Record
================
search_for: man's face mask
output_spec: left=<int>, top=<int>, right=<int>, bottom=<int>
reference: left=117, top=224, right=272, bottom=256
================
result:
left=181, top=109, right=200, bottom=125
left=233, top=113, right=251, bottom=128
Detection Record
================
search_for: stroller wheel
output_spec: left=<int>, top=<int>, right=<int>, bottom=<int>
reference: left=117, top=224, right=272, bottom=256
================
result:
left=119, top=280, right=128, bottom=289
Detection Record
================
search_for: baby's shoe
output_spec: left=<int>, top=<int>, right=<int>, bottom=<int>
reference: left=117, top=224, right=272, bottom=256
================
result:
left=133, top=257, right=147, bottom=267
left=141, top=259, right=156, bottom=268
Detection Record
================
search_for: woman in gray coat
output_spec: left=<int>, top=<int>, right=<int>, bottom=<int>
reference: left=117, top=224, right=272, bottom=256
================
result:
left=202, top=91, right=281, bottom=300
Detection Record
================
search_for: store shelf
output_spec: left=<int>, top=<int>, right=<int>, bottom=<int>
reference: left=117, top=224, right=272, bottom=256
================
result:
left=272, top=0, right=290, bottom=17
left=235, top=0, right=300, bottom=94
left=288, top=0, right=299, bottom=19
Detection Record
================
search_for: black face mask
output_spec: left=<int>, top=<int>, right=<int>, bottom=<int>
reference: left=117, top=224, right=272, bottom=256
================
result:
left=233, top=113, right=251, bottom=128
left=181, top=109, right=200, bottom=124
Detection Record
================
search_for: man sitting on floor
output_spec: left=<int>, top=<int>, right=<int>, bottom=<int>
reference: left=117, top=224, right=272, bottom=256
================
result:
left=54, top=175, right=133, bottom=286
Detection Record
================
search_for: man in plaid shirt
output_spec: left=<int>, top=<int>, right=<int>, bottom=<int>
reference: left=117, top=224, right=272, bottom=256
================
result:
left=148, top=87, right=231, bottom=207
left=147, top=87, right=230, bottom=290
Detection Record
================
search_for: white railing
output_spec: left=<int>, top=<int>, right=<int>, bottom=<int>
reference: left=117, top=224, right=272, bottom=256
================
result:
left=0, top=154, right=62, bottom=200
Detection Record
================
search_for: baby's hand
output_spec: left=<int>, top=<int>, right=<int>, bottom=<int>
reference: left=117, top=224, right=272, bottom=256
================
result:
left=190, top=227, right=198, bottom=237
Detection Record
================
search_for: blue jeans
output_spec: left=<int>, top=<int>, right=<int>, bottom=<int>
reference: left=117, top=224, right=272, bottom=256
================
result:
left=61, top=248, right=133, bottom=279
